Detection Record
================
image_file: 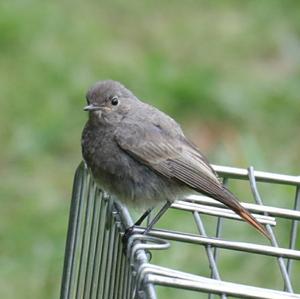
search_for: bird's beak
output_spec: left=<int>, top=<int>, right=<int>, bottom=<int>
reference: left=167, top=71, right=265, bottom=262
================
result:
left=83, top=104, right=102, bottom=111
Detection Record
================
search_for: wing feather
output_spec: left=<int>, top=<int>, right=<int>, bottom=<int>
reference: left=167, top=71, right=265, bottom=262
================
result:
left=115, top=122, right=270, bottom=239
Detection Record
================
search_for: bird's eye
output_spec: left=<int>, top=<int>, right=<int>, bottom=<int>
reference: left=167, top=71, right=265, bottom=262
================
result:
left=110, top=96, right=119, bottom=106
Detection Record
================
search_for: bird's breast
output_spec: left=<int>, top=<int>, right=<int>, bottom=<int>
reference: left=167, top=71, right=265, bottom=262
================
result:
left=82, top=124, right=186, bottom=207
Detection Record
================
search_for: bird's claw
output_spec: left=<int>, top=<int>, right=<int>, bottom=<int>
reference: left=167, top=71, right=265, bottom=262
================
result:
left=122, top=225, right=135, bottom=254
left=122, top=226, right=153, bottom=261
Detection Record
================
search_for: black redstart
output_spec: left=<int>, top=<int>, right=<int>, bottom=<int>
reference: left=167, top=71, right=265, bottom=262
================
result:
left=81, top=80, right=269, bottom=239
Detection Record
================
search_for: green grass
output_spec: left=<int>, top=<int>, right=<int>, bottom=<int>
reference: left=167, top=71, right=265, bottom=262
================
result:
left=1, top=1, right=300, bottom=298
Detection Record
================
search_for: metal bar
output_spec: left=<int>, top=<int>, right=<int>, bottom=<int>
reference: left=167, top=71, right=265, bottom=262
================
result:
left=106, top=224, right=119, bottom=299
left=112, top=236, right=122, bottom=299
left=146, top=274, right=300, bottom=299
left=102, top=220, right=116, bottom=298
left=118, top=250, right=126, bottom=299
left=209, top=177, right=228, bottom=294
left=75, top=173, right=92, bottom=299
left=213, top=217, right=222, bottom=261
left=113, top=200, right=158, bottom=299
left=89, top=189, right=105, bottom=298
left=133, top=227, right=300, bottom=260
left=126, top=258, right=132, bottom=299
left=212, top=165, right=300, bottom=186
left=97, top=218, right=111, bottom=298
left=185, top=196, right=300, bottom=220
left=60, top=162, right=84, bottom=299
left=248, top=166, right=293, bottom=293
left=137, top=264, right=300, bottom=298
left=61, top=163, right=300, bottom=299
left=212, top=177, right=228, bottom=257
left=82, top=181, right=98, bottom=298
left=172, top=201, right=276, bottom=225
left=193, top=212, right=227, bottom=299
left=286, top=185, right=300, bottom=289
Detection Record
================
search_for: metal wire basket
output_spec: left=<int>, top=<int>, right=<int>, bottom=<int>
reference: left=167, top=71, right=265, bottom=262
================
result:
left=60, top=162, right=300, bottom=299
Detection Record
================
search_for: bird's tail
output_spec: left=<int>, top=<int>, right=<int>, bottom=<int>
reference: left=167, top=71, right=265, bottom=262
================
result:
left=212, top=187, right=271, bottom=240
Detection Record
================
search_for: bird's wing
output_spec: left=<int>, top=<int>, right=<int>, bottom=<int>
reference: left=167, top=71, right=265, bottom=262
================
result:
left=115, top=122, right=220, bottom=192
left=115, top=122, right=270, bottom=239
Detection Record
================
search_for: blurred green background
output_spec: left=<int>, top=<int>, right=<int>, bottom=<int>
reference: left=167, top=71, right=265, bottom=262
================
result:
left=1, top=1, right=300, bottom=298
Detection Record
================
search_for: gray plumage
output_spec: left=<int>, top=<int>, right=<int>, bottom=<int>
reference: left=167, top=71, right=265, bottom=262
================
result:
left=81, top=80, right=269, bottom=239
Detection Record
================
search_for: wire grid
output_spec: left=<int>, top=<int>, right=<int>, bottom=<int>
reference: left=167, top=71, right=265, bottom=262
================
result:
left=60, top=162, right=300, bottom=299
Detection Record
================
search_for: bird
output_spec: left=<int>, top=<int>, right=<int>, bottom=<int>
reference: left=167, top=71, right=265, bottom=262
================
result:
left=81, top=80, right=270, bottom=239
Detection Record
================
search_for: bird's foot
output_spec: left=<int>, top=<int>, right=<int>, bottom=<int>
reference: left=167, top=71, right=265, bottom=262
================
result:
left=121, top=226, right=152, bottom=261
left=122, top=225, right=135, bottom=254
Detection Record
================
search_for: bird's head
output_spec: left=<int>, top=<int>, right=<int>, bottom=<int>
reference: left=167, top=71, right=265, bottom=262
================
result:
left=84, top=80, right=135, bottom=124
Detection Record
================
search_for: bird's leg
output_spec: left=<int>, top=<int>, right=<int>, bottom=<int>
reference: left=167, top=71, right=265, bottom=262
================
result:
left=143, top=201, right=171, bottom=234
left=122, top=207, right=153, bottom=249
left=135, top=207, right=153, bottom=226
left=122, top=201, right=172, bottom=252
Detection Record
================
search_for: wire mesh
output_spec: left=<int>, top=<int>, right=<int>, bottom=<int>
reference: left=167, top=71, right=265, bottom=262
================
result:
left=60, top=162, right=300, bottom=299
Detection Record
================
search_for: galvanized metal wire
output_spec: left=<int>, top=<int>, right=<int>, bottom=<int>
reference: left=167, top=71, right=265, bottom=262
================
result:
left=60, top=162, right=300, bottom=299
